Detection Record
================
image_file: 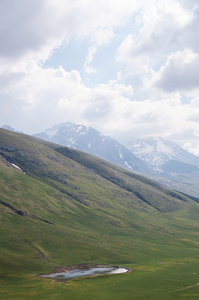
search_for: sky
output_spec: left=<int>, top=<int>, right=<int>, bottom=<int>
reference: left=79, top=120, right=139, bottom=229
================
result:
left=1, top=0, right=199, bottom=155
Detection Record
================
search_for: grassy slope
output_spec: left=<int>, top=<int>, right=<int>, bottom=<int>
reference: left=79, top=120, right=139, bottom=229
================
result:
left=149, top=171, right=199, bottom=198
left=35, top=135, right=199, bottom=198
left=1, top=129, right=199, bottom=299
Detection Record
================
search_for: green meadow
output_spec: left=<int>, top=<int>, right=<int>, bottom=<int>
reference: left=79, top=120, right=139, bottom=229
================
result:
left=1, top=128, right=199, bottom=299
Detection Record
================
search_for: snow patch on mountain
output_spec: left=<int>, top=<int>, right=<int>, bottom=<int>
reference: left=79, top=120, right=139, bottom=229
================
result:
left=125, top=161, right=132, bottom=169
left=11, top=163, right=26, bottom=174
left=2, top=125, right=24, bottom=134
left=127, top=137, right=199, bottom=172
left=119, top=149, right=123, bottom=159
left=33, top=122, right=150, bottom=174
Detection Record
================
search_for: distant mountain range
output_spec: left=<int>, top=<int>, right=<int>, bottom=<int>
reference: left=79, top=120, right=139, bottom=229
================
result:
left=4, top=122, right=199, bottom=176
left=31, top=123, right=199, bottom=197
left=2, top=124, right=24, bottom=134
left=126, top=137, right=199, bottom=173
left=33, top=122, right=150, bottom=174
left=3, top=122, right=199, bottom=196
left=126, top=136, right=199, bottom=197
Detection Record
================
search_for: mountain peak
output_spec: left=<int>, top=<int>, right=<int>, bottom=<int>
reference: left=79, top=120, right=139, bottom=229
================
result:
left=2, top=124, right=24, bottom=134
left=127, top=136, right=199, bottom=171
left=33, top=123, right=150, bottom=174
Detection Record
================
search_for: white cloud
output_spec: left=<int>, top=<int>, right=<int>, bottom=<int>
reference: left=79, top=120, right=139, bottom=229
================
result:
left=92, top=27, right=115, bottom=46
left=84, top=46, right=97, bottom=74
left=116, top=0, right=192, bottom=60
left=152, top=49, right=199, bottom=94
left=1, top=0, right=199, bottom=157
left=0, top=0, right=139, bottom=63
left=83, top=27, right=115, bottom=73
left=1, top=59, right=199, bottom=155
left=115, top=0, right=198, bottom=97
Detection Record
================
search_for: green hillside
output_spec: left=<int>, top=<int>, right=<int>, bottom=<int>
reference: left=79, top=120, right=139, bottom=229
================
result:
left=1, top=128, right=199, bottom=299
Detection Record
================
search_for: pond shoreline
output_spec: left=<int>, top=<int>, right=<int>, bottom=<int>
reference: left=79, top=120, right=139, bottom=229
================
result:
left=38, top=263, right=132, bottom=278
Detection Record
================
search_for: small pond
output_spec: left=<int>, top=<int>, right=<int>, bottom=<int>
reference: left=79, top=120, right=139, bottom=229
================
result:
left=40, top=267, right=128, bottom=281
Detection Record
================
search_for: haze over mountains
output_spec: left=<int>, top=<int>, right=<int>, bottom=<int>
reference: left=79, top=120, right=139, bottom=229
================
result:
left=3, top=122, right=199, bottom=197
left=31, top=122, right=199, bottom=198
left=127, top=137, right=199, bottom=172
left=33, top=122, right=150, bottom=174
left=2, top=124, right=24, bottom=134
left=33, top=122, right=199, bottom=174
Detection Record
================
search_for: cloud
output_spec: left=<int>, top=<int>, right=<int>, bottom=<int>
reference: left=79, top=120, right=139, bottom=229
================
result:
left=116, top=0, right=192, bottom=60
left=84, top=46, right=97, bottom=74
left=83, top=27, right=115, bottom=73
left=0, top=0, right=63, bottom=62
left=181, top=7, right=199, bottom=53
left=149, top=7, right=199, bottom=95
left=115, top=0, right=199, bottom=97
left=0, top=61, right=135, bottom=135
left=1, top=59, right=199, bottom=155
left=1, top=0, right=199, bottom=156
left=0, top=0, right=139, bottom=63
left=153, top=50, right=199, bottom=93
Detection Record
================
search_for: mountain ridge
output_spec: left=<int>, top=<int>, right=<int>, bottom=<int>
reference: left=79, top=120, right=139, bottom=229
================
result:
left=33, top=122, right=150, bottom=174
left=1, top=128, right=199, bottom=299
left=127, top=136, right=199, bottom=172
left=0, top=128, right=194, bottom=212
left=3, top=123, right=199, bottom=197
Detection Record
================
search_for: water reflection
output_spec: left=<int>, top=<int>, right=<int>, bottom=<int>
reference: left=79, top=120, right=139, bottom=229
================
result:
left=40, top=267, right=128, bottom=281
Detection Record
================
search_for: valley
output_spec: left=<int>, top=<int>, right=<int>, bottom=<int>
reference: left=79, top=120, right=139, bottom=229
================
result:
left=1, top=128, right=199, bottom=299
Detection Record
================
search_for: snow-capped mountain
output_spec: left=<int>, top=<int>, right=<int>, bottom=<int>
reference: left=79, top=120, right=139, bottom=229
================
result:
left=127, top=137, right=199, bottom=172
left=2, top=125, right=24, bottom=134
left=33, top=122, right=150, bottom=174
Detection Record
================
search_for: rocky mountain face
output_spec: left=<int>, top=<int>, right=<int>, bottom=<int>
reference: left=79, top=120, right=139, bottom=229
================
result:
left=126, top=137, right=199, bottom=173
left=33, top=122, right=150, bottom=174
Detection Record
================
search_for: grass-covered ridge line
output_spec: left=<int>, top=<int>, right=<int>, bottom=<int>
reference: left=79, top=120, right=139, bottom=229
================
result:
left=1, top=128, right=199, bottom=299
